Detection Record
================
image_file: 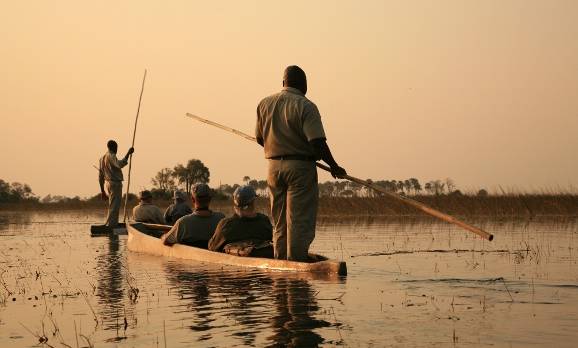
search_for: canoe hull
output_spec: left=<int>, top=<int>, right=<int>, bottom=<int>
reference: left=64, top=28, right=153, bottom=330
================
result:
left=127, top=223, right=347, bottom=276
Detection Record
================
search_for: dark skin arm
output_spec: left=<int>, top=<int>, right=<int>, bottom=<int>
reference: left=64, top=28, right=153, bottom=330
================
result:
left=123, top=147, right=135, bottom=161
left=310, top=138, right=347, bottom=178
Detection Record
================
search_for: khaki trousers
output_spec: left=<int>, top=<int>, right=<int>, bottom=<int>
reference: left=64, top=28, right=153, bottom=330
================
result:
left=267, top=159, right=318, bottom=261
left=105, top=181, right=123, bottom=227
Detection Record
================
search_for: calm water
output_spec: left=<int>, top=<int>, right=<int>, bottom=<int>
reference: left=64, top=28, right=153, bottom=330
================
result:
left=0, top=210, right=577, bottom=347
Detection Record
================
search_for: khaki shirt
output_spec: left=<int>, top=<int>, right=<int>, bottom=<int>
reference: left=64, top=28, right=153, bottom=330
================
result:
left=132, top=203, right=165, bottom=224
left=164, top=201, right=193, bottom=225
left=163, top=211, right=225, bottom=246
left=208, top=213, right=272, bottom=252
left=99, top=151, right=128, bottom=182
left=256, top=87, right=326, bottom=159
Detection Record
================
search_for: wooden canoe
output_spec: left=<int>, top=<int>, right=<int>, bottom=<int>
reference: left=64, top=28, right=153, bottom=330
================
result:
left=90, top=223, right=127, bottom=236
left=127, top=223, right=347, bottom=276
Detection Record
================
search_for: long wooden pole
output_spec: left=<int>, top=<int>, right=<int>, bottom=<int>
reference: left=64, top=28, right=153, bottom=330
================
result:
left=122, top=69, right=147, bottom=223
left=185, top=112, right=494, bottom=241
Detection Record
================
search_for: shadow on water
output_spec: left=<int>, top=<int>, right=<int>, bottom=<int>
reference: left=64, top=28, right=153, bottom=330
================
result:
left=163, top=262, right=344, bottom=347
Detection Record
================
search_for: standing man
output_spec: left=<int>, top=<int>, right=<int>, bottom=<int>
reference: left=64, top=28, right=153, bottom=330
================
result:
left=98, top=140, right=134, bottom=227
left=256, top=65, right=347, bottom=261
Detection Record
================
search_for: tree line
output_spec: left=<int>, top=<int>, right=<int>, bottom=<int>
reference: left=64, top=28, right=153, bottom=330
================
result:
left=149, top=159, right=482, bottom=199
left=0, top=179, right=36, bottom=203
left=0, top=159, right=489, bottom=204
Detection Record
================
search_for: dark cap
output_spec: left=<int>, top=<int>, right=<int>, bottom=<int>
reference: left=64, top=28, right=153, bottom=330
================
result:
left=283, top=65, right=306, bottom=84
left=139, top=190, right=152, bottom=200
left=192, top=183, right=211, bottom=199
left=233, top=185, right=257, bottom=209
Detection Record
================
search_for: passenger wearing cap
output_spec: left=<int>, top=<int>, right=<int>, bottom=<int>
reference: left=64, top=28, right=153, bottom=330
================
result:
left=161, top=184, right=225, bottom=248
left=208, top=185, right=273, bottom=257
left=255, top=65, right=347, bottom=261
left=132, top=190, right=165, bottom=224
left=163, top=190, right=192, bottom=225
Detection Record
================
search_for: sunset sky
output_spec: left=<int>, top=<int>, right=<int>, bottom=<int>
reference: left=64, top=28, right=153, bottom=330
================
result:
left=1, top=1, right=577, bottom=198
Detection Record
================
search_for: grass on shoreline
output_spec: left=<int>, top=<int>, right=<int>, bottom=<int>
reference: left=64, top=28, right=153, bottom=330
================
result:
left=2, top=194, right=578, bottom=218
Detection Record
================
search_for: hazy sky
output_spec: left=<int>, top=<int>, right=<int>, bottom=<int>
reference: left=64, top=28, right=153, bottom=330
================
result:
left=1, top=0, right=577, bottom=197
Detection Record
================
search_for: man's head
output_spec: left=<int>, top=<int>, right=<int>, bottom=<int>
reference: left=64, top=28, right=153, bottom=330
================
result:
left=107, top=140, right=118, bottom=153
left=233, top=185, right=257, bottom=216
left=283, top=65, right=307, bottom=95
left=139, top=190, right=153, bottom=203
left=191, top=183, right=212, bottom=209
left=173, top=190, right=186, bottom=203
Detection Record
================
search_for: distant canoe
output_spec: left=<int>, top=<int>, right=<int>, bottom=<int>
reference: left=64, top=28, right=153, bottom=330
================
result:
left=127, top=223, right=347, bottom=276
left=90, top=223, right=127, bottom=236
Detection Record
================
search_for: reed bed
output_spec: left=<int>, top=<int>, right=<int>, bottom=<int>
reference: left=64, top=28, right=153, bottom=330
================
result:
left=2, top=194, right=578, bottom=218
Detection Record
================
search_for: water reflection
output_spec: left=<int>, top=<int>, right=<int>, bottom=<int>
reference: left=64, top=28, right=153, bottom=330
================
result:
left=0, top=211, right=32, bottom=234
left=163, top=262, right=343, bottom=347
left=267, top=277, right=332, bottom=347
left=95, top=236, right=135, bottom=331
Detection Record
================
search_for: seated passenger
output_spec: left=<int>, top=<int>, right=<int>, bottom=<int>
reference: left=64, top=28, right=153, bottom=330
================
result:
left=164, top=190, right=192, bottom=225
left=161, top=184, right=225, bottom=248
left=132, top=190, right=165, bottom=224
left=208, top=185, right=273, bottom=257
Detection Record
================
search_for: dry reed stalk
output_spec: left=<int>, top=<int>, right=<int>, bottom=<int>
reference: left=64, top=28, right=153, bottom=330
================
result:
left=81, top=292, right=99, bottom=327
left=73, top=321, right=79, bottom=348
left=502, top=279, right=514, bottom=302
left=163, top=319, right=167, bottom=348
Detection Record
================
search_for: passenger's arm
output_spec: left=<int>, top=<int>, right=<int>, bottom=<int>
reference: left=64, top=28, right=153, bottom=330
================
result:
left=161, top=223, right=179, bottom=246
left=309, top=138, right=347, bottom=179
left=208, top=220, right=227, bottom=252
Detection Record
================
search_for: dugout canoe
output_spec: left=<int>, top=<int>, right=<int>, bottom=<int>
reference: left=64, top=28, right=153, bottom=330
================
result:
left=127, top=223, right=347, bottom=276
left=90, top=223, right=127, bottom=236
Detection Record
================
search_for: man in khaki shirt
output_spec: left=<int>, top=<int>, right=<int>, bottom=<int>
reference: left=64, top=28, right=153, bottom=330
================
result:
left=132, top=190, right=165, bottom=224
left=161, top=183, right=225, bottom=248
left=256, top=65, right=347, bottom=261
left=98, top=140, right=134, bottom=227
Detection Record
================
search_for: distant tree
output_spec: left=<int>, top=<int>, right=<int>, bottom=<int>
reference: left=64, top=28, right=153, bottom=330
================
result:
left=257, top=180, right=268, bottom=197
left=248, top=179, right=259, bottom=190
left=340, top=189, right=354, bottom=197
left=424, top=182, right=433, bottom=194
left=151, top=168, right=175, bottom=192
left=218, top=183, right=239, bottom=198
left=0, top=179, right=36, bottom=203
left=432, top=180, right=446, bottom=195
left=409, top=178, right=421, bottom=194
left=449, top=189, right=463, bottom=197
left=396, top=180, right=405, bottom=194
left=445, top=178, right=456, bottom=194
left=0, top=179, right=12, bottom=202
left=364, top=179, right=374, bottom=197
left=334, top=181, right=348, bottom=196
left=477, top=189, right=489, bottom=197
left=10, top=182, right=33, bottom=200
left=383, top=180, right=397, bottom=192
left=319, top=181, right=335, bottom=197
left=404, top=180, right=412, bottom=194
left=243, top=176, right=251, bottom=185
left=172, top=159, right=210, bottom=194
